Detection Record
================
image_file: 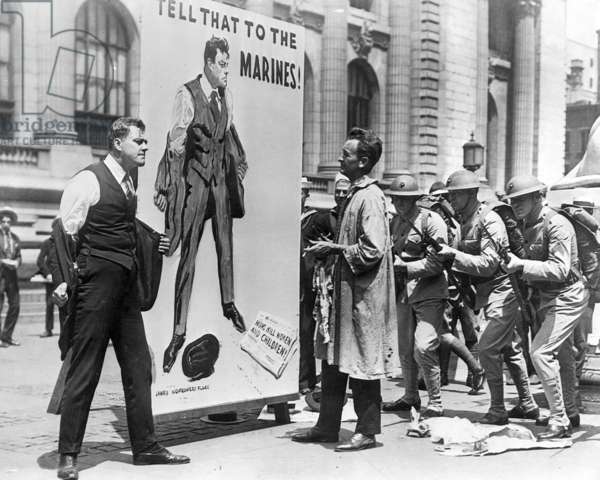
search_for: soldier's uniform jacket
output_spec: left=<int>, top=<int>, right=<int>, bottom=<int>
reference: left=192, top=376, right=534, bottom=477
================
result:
left=521, top=205, right=580, bottom=296
left=452, top=202, right=508, bottom=306
left=390, top=207, right=448, bottom=304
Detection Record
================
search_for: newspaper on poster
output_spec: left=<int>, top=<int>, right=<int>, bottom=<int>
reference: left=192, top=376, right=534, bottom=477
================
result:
left=240, top=311, right=298, bottom=379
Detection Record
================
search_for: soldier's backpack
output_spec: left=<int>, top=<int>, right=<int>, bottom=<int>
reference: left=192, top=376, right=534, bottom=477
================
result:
left=482, top=200, right=528, bottom=259
left=547, top=206, right=600, bottom=303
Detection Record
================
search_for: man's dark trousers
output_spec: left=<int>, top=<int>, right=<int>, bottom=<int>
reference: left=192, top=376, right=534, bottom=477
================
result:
left=44, top=283, right=55, bottom=333
left=58, top=256, right=156, bottom=454
left=316, top=361, right=381, bottom=435
left=0, top=269, right=20, bottom=343
left=298, top=289, right=317, bottom=391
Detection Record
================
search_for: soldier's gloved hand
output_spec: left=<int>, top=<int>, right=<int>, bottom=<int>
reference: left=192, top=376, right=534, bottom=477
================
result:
left=158, top=234, right=170, bottom=254
left=501, top=251, right=524, bottom=274
left=153, top=191, right=168, bottom=212
left=53, top=282, right=69, bottom=307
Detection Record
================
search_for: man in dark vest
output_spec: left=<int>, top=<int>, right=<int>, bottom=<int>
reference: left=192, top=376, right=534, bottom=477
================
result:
left=55, top=118, right=189, bottom=480
left=154, top=36, right=248, bottom=373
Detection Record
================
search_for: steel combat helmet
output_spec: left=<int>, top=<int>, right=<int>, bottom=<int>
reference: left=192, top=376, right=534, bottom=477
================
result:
left=445, top=170, right=480, bottom=191
left=504, top=175, right=546, bottom=199
left=388, top=174, right=424, bottom=197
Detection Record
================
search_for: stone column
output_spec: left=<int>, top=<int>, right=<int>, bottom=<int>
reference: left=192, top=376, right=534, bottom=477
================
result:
left=509, top=0, right=540, bottom=177
left=383, top=0, right=412, bottom=179
left=318, top=0, right=348, bottom=176
left=597, top=29, right=600, bottom=104
left=244, top=0, right=274, bottom=18
left=476, top=0, right=489, bottom=181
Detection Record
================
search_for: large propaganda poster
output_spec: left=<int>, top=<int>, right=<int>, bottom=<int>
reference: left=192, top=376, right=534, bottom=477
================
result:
left=136, top=0, right=304, bottom=418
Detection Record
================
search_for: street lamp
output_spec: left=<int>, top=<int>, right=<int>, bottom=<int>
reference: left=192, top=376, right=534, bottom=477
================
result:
left=462, top=132, right=484, bottom=172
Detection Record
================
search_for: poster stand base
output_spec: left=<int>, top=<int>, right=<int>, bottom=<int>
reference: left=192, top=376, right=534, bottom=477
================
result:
left=154, top=393, right=299, bottom=425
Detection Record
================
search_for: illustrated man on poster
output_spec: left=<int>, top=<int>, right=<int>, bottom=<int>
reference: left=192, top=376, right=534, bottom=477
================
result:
left=154, top=36, right=248, bottom=374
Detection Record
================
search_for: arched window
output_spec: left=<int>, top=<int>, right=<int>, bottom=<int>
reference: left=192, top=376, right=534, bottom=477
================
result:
left=0, top=15, right=12, bottom=139
left=74, top=0, right=130, bottom=148
left=347, top=61, right=373, bottom=131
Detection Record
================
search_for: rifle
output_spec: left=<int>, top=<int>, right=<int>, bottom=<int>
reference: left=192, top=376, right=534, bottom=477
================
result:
left=479, top=222, right=535, bottom=326
left=397, top=214, right=477, bottom=309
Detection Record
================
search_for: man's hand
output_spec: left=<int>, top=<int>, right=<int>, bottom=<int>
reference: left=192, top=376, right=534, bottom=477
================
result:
left=158, top=234, right=170, bottom=254
left=501, top=252, right=524, bottom=274
left=436, top=244, right=457, bottom=260
left=305, top=240, right=343, bottom=257
left=238, top=162, right=248, bottom=181
left=45, top=274, right=52, bottom=283
left=154, top=192, right=167, bottom=212
left=53, top=282, right=68, bottom=307
left=394, top=255, right=407, bottom=273
left=1, top=259, right=18, bottom=269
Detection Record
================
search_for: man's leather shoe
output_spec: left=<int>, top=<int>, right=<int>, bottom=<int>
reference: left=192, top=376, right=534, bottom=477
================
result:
left=536, top=414, right=579, bottom=428
left=536, top=424, right=572, bottom=440
left=334, top=433, right=376, bottom=452
left=291, top=428, right=338, bottom=443
left=57, top=454, right=78, bottom=480
left=163, top=334, right=185, bottom=373
left=5, top=338, right=19, bottom=346
left=508, top=404, right=540, bottom=420
left=478, top=412, right=509, bottom=425
left=133, top=445, right=190, bottom=465
left=40, top=331, right=53, bottom=338
left=468, top=369, right=485, bottom=395
left=223, top=303, right=246, bottom=333
left=382, top=397, right=421, bottom=412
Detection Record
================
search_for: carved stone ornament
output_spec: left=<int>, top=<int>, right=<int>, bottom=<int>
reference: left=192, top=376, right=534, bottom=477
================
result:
left=516, top=0, right=541, bottom=18
left=351, top=21, right=374, bottom=58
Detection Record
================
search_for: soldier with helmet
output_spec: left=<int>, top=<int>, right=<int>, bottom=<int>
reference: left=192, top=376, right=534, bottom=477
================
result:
left=381, top=174, right=449, bottom=417
left=425, top=181, right=484, bottom=393
left=437, top=170, right=538, bottom=425
left=503, top=175, right=588, bottom=439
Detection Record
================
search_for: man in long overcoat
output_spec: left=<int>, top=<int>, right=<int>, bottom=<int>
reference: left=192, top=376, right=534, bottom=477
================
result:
left=292, top=127, right=399, bottom=452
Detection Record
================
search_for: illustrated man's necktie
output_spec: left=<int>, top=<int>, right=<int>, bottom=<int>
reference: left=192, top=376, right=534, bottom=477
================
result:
left=210, top=90, right=220, bottom=117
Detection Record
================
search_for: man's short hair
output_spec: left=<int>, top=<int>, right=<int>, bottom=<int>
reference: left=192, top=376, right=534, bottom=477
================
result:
left=347, top=127, right=383, bottom=174
left=204, top=36, right=229, bottom=64
left=108, top=117, right=145, bottom=149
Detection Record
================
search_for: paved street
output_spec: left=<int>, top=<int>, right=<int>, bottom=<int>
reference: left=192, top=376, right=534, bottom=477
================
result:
left=2, top=308, right=600, bottom=480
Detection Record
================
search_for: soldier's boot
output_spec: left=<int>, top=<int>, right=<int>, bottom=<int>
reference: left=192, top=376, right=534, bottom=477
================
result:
left=479, top=380, right=508, bottom=425
left=421, top=364, right=443, bottom=418
left=507, top=362, right=539, bottom=419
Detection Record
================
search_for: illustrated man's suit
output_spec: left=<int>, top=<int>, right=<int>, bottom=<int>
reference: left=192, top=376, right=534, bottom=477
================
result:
left=155, top=75, right=247, bottom=372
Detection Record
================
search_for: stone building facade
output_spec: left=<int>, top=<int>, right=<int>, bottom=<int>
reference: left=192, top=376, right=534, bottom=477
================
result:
left=0, top=0, right=569, bottom=272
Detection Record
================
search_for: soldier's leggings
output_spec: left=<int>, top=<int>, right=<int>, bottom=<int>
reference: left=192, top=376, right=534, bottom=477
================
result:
left=531, top=282, right=588, bottom=427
